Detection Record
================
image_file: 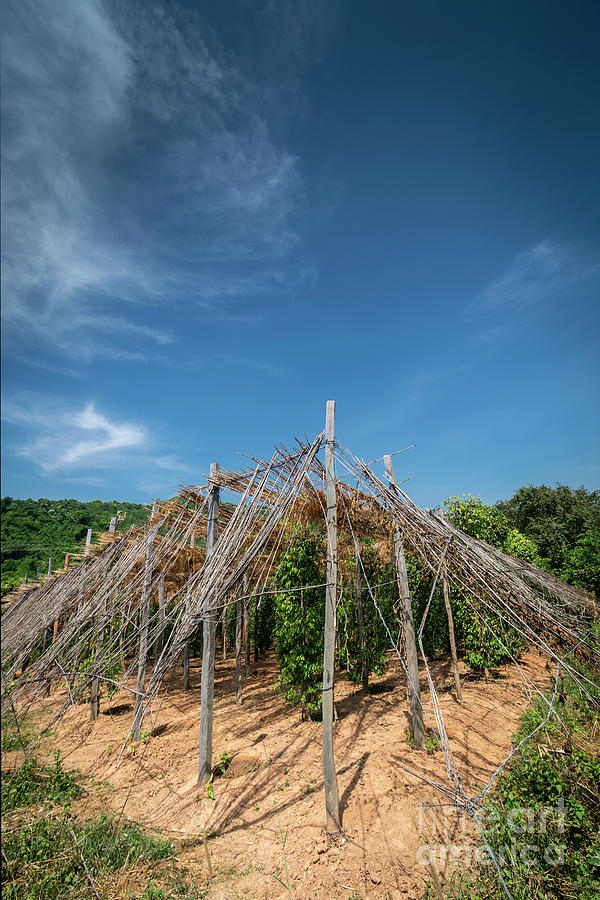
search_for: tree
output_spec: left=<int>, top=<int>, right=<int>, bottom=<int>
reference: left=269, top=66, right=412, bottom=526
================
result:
left=1, top=497, right=151, bottom=586
left=504, top=528, right=542, bottom=565
left=444, top=494, right=510, bottom=547
left=560, top=528, right=600, bottom=596
left=496, top=484, right=600, bottom=575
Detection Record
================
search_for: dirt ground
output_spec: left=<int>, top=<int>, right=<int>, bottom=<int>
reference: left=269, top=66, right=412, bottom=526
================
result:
left=18, top=649, right=550, bottom=899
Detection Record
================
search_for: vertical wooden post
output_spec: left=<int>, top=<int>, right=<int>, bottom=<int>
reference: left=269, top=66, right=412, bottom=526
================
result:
left=48, top=557, right=52, bottom=576
left=384, top=455, right=425, bottom=749
left=235, top=578, right=244, bottom=704
left=156, top=573, right=166, bottom=658
left=221, top=605, right=227, bottom=661
left=119, top=597, right=131, bottom=677
left=34, top=565, right=40, bottom=582
left=42, top=629, right=51, bottom=695
left=183, top=559, right=193, bottom=690
left=442, top=566, right=462, bottom=701
left=353, top=536, right=369, bottom=695
left=253, top=596, right=260, bottom=663
left=22, top=573, right=28, bottom=585
left=198, top=463, right=220, bottom=786
left=109, top=516, right=117, bottom=534
left=244, top=596, right=251, bottom=676
left=182, top=533, right=195, bottom=676
left=132, top=500, right=159, bottom=740
left=90, top=677, right=100, bottom=721
left=323, top=400, right=341, bottom=831
left=64, top=553, right=70, bottom=570
left=183, top=644, right=190, bottom=690
left=84, top=528, right=93, bottom=556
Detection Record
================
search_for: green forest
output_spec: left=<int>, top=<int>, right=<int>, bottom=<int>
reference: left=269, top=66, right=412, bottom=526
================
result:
left=446, top=483, right=600, bottom=594
left=2, top=482, right=597, bottom=603
left=1, top=498, right=151, bottom=595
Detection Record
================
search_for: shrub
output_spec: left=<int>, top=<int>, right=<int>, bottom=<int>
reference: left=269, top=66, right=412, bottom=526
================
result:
left=273, top=532, right=325, bottom=716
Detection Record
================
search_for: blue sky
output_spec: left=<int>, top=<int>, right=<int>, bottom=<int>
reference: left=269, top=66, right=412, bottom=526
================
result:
left=2, top=0, right=599, bottom=507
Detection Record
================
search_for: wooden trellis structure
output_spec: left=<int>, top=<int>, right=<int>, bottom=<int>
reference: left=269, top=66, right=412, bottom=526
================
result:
left=2, top=402, right=598, bottom=841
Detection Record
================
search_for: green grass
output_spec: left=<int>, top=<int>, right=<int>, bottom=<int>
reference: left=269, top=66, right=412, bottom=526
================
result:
left=1, top=730, right=208, bottom=899
left=1, top=707, right=35, bottom=752
left=422, top=665, right=600, bottom=900
left=2, top=751, right=81, bottom=813
left=2, top=812, right=174, bottom=899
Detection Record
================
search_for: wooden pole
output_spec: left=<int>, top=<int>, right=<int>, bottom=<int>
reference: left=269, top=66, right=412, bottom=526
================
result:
left=64, top=553, right=70, bottom=570
left=90, top=677, right=100, bottom=721
left=47, top=557, right=52, bottom=577
left=244, top=596, right=251, bottom=676
left=109, top=516, right=117, bottom=534
left=235, top=578, right=244, bottom=704
left=442, top=566, right=462, bottom=701
left=183, top=644, right=190, bottom=691
left=132, top=500, right=159, bottom=740
left=322, top=400, right=341, bottom=831
left=183, top=559, right=193, bottom=690
left=198, top=463, right=220, bottom=785
left=84, top=528, right=93, bottom=556
left=156, top=573, right=166, bottom=658
left=221, top=605, right=227, bottom=661
left=183, top=534, right=195, bottom=677
left=34, top=565, right=40, bottom=582
left=353, top=536, right=369, bottom=694
left=253, top=596, right=260, bottom=663
left=384, top=455, right=425, bottom=749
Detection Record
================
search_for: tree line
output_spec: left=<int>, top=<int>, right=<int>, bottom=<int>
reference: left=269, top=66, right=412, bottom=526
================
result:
left=1, top=497, right=151, bottom=595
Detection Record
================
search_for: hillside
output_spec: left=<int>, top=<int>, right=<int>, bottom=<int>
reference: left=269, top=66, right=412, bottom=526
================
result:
left=1, top=497, right=151, bottom=593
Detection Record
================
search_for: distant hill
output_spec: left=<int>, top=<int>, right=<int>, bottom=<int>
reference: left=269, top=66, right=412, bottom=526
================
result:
left=1, top=497, right=151, bottom=594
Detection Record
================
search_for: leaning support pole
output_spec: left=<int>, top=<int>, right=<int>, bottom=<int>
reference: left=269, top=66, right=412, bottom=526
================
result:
left=322, top=400, right=341, bottom=831
left=442, top=566, right=462, bottom=702
left=132, top=500, right=160, bottom=740
left=198, top=463, right=220, bottom=786
left=384, top=455, right=425, bottom=749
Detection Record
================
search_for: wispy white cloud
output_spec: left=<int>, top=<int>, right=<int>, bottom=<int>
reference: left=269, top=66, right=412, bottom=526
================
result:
left=137, top=479, right=179, bottom=497
left=2, top=0, right=324, bottom=361
left=2, top=397, right=148, bottom=473
left=464, top=240, right=599, bottom=320
left=154, top=455, right=195, bottom=474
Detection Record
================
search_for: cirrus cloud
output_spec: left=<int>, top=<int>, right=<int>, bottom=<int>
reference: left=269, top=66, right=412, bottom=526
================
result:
left=2, top=397, right=148, bottom=473
left=2, top=0, right=325, bottom=362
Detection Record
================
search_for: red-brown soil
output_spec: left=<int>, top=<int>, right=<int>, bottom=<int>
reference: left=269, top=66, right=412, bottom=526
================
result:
left=17, top=650, right=550, bottom=899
